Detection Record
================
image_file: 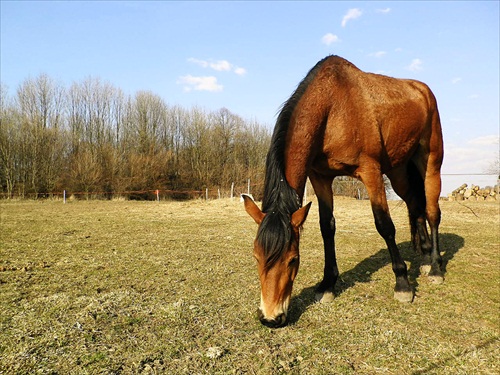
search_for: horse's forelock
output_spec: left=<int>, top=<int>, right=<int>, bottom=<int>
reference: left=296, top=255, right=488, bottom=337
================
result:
left=256, top=210, right=294, bottom=271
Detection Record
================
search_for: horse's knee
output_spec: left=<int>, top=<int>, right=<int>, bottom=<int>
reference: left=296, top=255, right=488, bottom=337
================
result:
left=373, top=209, right=396, bottom=240
left=426, top=205, right=441, bottom=227
left=319, top=215, right=335, bottom=236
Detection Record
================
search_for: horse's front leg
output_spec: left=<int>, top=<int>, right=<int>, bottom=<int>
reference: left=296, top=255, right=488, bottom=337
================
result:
left=361, top=170, right=413, bottom=302
left=310, top=174, right=338, bottom=302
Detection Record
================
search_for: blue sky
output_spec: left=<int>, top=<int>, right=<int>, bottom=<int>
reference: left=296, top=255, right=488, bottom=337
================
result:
left=1, top=1, right=499, bottom=193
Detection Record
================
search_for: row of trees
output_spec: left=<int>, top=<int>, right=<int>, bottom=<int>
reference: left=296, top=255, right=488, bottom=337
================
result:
left=0, top=75, right=271, bottom=199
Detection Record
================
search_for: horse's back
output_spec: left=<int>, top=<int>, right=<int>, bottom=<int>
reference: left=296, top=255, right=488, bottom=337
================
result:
left=303, top=56, right=442, bottom=175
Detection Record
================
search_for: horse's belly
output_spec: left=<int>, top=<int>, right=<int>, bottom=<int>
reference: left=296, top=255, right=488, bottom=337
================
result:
left=312, top=135, right=419, bottom=176
left=311, top=150, right=359, bottom=177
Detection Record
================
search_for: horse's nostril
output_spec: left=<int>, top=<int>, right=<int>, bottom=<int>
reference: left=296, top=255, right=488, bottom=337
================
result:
left=275, top=313, right=287, bottom=326
left=259, top=313, right=287, bottom=328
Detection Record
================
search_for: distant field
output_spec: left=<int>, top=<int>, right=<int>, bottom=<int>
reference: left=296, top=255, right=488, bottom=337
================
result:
left=1, top=198, right=498, bottom=374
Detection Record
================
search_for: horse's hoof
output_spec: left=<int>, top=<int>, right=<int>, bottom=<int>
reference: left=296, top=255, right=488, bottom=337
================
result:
left=394, top=291, right=414, bottom=303
left=420, top=265, right=431, bottom=276
left=315, top=291, right=334, bottom=303
left=428, top=275, right=444, bottom=284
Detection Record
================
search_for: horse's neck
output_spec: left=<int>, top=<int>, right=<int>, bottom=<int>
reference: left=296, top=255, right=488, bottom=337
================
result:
left=284, top=170, right=306, bottom=202
left=262, top=171, right=301, bottom=213
left=283, top=131, right=318, bottom=201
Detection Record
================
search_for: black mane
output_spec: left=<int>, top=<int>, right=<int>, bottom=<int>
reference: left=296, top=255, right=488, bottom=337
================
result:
left=257, top=56, right=331, bottom=269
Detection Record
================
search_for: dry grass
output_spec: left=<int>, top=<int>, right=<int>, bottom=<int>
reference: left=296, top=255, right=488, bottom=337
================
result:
left=0, top=198, right=498, bottom=374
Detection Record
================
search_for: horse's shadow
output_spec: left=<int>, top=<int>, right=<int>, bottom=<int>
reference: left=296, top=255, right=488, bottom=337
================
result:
left=287, top=233, right=465, bottom=325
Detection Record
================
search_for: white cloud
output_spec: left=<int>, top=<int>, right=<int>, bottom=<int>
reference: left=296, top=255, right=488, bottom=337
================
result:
left=177, top=75, right=223, bottom=92
left=451, top=77, right=462, bottom=84
left=468, top=135, right=499, bottom=146
left=407, top=58, right=423, bottom=71
left=187, top=58, right=209, bottom=68
left=322, top=33, right=340, bottom=45
left=368, top=51, right=387, bottom=58
left=234, top=67, right=247, bottom=76
left=188, top=58, right=231, bottom=71
left=444, top=137, right=499, bottom=176
left=377, top=8, right=391, bottom=14
left=468, top=94, right=479, bottom=99
left=341, top=8, right=362, bottom=27
left=210, top=60, right=232, bottom=71
left=187, top=57, right=245, bottom=75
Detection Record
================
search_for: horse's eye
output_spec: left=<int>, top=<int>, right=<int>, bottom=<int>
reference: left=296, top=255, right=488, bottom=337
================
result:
left=288, top=257, right=299, bottom=267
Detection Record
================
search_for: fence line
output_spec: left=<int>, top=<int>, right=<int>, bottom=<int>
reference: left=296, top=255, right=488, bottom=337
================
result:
left=1, top=174, right=497, bottom=201
left=0, top=182, right=263, bottom=201
left=0, top=189, right=204, bottom=201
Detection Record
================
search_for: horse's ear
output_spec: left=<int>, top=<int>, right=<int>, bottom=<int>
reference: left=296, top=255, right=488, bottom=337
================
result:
left=242, top=194, right=265, bottom=224
left=291, top=202, right=312, bottom=229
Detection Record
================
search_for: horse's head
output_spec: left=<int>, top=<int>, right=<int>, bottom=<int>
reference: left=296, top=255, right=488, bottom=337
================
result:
left=243, top=195, right=311, bottom=328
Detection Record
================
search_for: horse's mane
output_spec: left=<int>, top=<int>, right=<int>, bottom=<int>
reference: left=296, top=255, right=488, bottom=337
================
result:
left=257, top=55, right=331, bottom=269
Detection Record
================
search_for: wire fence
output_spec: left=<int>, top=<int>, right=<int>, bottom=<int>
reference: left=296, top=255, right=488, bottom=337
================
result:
left=0, top=183, right=258, bottom=201
left=0, top=189, right=203, bottom=201
left=1, top=174, right=498, bottom=202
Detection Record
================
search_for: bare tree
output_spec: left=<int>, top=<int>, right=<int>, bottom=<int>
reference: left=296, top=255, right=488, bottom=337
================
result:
left=485, top=158, right=500, bottom=179
left=1, top=74, right=274, bottom=199
left=210, top=108, right=241, bottom=187
left=17, top=74, right=65, bottom=129
left=15, top=75, right=66, bottom=195
left=70, top=147, right=102, bottom=198
left=0, top=84, right=19, bottom=197
left=66, top=77, right=127, bottom=194
left=133, top=91, right=167, bottom=154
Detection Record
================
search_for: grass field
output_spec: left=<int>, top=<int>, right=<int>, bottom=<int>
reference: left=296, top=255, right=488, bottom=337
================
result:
left=1, top=197, right=499, bottom=374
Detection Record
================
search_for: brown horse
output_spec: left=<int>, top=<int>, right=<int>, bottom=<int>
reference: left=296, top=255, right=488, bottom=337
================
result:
left=243, top=55, right=444, bottom=328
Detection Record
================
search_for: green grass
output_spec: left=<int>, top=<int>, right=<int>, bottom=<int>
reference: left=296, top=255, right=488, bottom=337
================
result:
left=1, top=198, right=498, bottom=374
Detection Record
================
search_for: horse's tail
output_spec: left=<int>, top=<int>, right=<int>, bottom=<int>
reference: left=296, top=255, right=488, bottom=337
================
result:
left=407, top=160, right=426, bottom=208
left=407, top=159, right=427, bottom=249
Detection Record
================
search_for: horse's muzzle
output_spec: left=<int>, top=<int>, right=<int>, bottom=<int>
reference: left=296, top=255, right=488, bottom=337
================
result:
left=257, top=308, right=287, bottom=328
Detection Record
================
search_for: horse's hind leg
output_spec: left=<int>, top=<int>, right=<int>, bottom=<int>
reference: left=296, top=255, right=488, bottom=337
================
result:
left=421, top=155, right=444, bottom=284
left=360, top=169, right=413, bottom=302
left=309, top=172, right=338, bottom=303
left=412, top=135, right=444, bottom=284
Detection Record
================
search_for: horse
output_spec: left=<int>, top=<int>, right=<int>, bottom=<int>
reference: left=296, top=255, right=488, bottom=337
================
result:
left=243, top=55, right=444, bottom=328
